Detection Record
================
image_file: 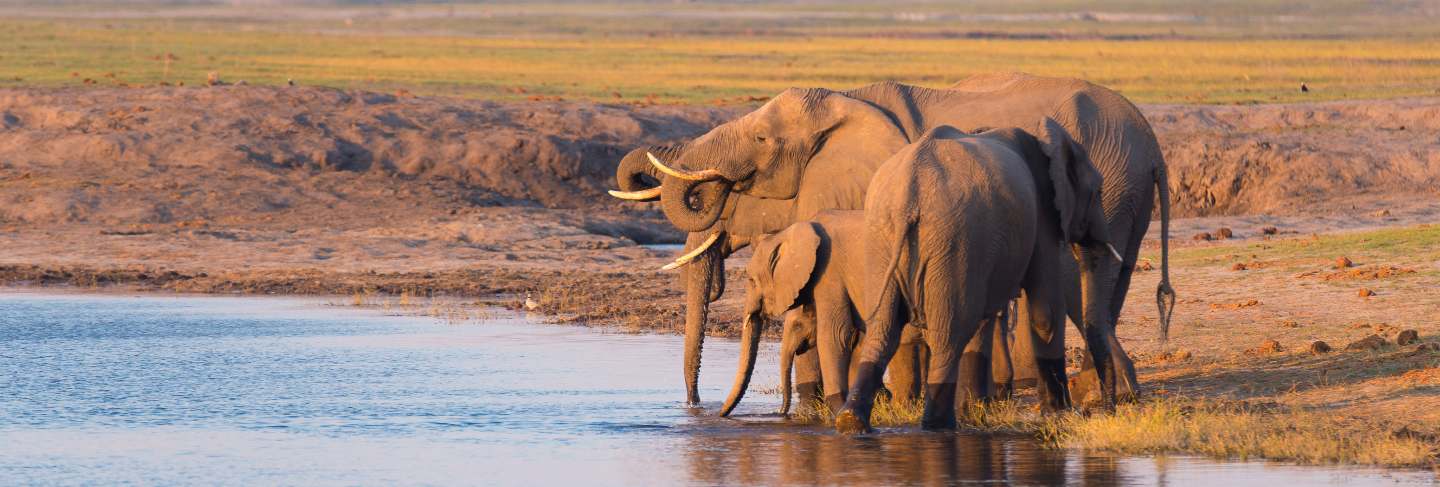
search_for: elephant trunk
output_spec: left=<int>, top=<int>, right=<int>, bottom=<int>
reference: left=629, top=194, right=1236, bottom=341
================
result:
left=659, top=175, right=731, bottom=232
left=718, top=309, right=763, bottom=417
left=778, top=314, right=801, bottom=415
left=612, top=147, right=668, bottom=200
left=680, top=235, right=720, bottom=405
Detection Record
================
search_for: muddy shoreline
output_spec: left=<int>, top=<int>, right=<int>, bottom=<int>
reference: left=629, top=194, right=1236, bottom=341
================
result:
left=3, top=87, right=1440, bottom=467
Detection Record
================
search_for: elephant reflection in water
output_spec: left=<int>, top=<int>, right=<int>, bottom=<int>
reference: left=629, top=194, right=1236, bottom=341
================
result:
left=681, top=429, right=1123, bottom=486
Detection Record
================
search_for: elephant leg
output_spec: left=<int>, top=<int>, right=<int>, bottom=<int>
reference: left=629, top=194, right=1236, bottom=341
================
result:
left=1102, top=202, right=1155, bottom=402
left=885, top=328, right=925, bottom=405
left=1023, top=242, right=1072, bottom=412
left=955, top=315, right=994, bottom=408
left=834, top=282, right=908, bottom=434
left=817, top=304, right=856, bottom=414
left=1010, top=294, right=1041, bottom=391
left=1077, top=222, right=1143, bottom=405
left=990, top=308, right=1014, bottom=400
left=921, top=327, right=970, bottom=431
left=793, top=346, right=824, bottom=410
left=920, top=283, right=984, bottom=431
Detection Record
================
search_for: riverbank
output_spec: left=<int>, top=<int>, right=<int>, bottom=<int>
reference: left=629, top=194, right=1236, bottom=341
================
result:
left=2, top=85, right=1439, bottom=469
left=6, top=221, right=1439, bottom=469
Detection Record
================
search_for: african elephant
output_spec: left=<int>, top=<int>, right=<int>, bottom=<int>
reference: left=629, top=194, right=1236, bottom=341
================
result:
left=611, top=74, right=1174, bottom=408
left=834, top=121, right=1113, bottom=433
left=717, top=211, right=1014, bottom=418
left=716, top=210, right=927, bottom=417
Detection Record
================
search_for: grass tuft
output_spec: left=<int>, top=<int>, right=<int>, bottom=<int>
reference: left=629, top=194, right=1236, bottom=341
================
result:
left=791, top=396, right=1437, bottom=467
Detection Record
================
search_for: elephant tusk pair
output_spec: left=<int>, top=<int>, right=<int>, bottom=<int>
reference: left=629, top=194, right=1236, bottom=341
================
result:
left=607, top=187, right=663, bottom=200
left=661, top=232, right=721, bottom=271
left=648, top=152, right=725, bottom=181
left=1105, top=243, right=1124, bottom=263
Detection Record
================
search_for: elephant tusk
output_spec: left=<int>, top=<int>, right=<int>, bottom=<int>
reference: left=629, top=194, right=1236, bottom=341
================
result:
left=607, top=187, right=663, bottom=201
left=1105, top=243, right=1124, bottom=263
left=648, top=152, right=724, bottom=181
left=661, top=232, right=721, bottom=271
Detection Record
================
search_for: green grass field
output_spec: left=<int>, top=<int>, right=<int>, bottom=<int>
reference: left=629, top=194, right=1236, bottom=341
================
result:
left=2, top=2, right=1439, bottom=105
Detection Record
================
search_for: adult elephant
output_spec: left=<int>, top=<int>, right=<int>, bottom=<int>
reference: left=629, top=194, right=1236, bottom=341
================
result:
left=611, top=73, right=1175, bottom=407
left=835, top=122, right=1112, bottom=432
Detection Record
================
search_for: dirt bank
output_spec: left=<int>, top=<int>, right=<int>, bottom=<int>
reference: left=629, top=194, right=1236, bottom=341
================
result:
left=1, top=86, right=1438, bottom=336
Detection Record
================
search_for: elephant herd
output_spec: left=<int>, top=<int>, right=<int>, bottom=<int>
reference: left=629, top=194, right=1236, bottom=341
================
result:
left=608, top=73, right=1176, bottom=434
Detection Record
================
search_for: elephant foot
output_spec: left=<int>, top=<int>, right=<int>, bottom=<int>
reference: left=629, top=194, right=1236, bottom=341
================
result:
left=955, top=352, right=991, bottom=407
left=834, top=409, right=871, bottom=435
left=921, top=382, right=958, bottom=430
left=824, top=393, right=847, bottom=415
left=1113, top=356, right=1142, bottom=403
left=1035, top=358, right=1070, bottom=412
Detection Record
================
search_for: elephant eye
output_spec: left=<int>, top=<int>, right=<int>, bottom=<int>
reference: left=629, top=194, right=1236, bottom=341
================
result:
left=755, top=136, right=767, bottom=143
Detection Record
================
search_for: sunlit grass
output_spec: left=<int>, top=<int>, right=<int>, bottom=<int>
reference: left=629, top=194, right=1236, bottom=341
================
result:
left=4, top=19, right=1440, bottom=105
left=793, top=396, right=1437, bottom=467
left=1159, top=224, right=1440, bottom=277
left=1054, top=400, right=1437, bottom=467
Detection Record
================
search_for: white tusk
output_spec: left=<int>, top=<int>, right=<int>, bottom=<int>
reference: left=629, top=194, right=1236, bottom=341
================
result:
left=1105, top=243, right=1124, bottom=262
left=648, top=152, right=724, bottom=182
left=607, top=187, right=663, bottom=200
left=661, top=232, right=721, bottom=270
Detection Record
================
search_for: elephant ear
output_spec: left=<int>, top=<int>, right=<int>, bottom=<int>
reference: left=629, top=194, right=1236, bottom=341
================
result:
left=765, top=222, right=822, bottom=317
left=1037, top=117, right=1107, bottom=244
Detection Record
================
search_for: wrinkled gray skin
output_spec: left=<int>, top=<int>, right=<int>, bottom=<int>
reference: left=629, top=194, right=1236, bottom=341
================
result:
left=720, top=211, right=1010, bottom=417
left=613, top=73, right=1174, bottom=408
left=719, top=211, right=922, bottom=416
left=833, top=122, right=1112, bottom=434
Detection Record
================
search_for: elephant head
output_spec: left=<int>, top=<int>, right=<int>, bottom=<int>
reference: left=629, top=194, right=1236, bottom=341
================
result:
left=616, top=88, right=909, bottom=236
left=717, top=222, right=822, bottom=417
left=613, top=89, right=908, bottom=406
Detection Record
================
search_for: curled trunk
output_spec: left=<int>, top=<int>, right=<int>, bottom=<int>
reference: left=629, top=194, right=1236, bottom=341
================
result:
left=660, top=176, right=730, bottom=232
left=615, top=145, right=681, bottom=196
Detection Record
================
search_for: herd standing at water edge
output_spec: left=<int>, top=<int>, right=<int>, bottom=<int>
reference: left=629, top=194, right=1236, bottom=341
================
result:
left=608, top=73, right=1177, bottom=434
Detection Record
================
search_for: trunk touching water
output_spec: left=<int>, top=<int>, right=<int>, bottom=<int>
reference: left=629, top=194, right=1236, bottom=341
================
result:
left=718, top=309, right=763, bottom=417
left=681, top=245, right=714, bottom=405
left=778, top=319, right=801, bottom=415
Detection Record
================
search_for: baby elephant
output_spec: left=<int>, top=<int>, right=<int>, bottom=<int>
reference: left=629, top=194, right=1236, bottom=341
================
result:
left=836, top=119, right=1113, bottom=434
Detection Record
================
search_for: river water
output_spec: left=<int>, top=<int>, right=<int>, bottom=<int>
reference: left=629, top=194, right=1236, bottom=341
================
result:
left=0, top=292, right=1432, bottom=486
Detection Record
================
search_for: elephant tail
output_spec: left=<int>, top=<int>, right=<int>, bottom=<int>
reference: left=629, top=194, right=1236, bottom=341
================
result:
left=865, top=218, right=921, bottom=330
left=1155, top=156, right=1177, bottom=344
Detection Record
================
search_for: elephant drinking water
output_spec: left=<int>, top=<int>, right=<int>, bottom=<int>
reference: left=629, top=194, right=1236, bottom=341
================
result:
left=611, top=74, right=1174, bottom=409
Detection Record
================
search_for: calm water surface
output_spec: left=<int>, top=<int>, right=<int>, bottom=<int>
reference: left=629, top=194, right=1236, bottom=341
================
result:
left=0, top=292, right=1433, bottom=486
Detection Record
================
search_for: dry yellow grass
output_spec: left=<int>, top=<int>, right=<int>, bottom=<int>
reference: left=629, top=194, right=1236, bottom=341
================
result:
left=794, top=397, right=1436, bottom=467
left=1054, top=400, right=1437, bottom=467
left=4, top=19, right=1440, bottom=105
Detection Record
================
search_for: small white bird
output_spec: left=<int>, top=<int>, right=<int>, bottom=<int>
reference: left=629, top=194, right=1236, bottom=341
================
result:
left=524, top=292, right=539, bottom=311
